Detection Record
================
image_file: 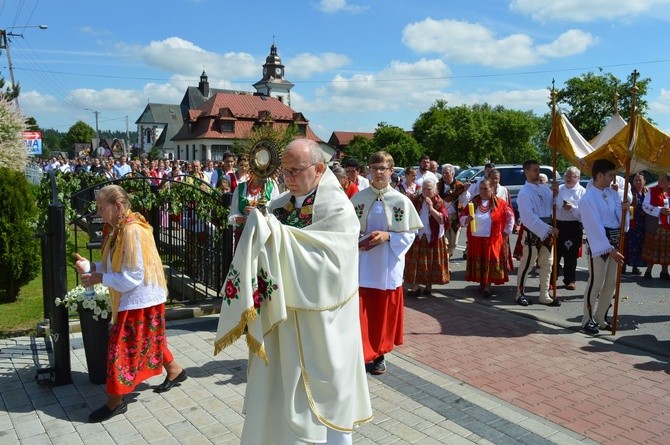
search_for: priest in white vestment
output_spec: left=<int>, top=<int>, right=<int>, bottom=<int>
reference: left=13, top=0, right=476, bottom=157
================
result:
left=215, top=138, right=373, bottom=445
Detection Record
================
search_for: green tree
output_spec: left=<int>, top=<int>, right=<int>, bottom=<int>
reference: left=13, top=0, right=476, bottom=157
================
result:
left=65, top=120, right=96, bottom=152
left=0, top=167, right=40, bottom=302
left=343, top=135, right=375, bottom=165
left=0, top=72, right=19, bottom=102
left=0, top=97, right=27, bottom=171
left=555, top=71, right=650, bottom=140
left=413, top=101, right=542, bottom=167
left=369, top=123, right=423, bottom=168
left=42, top=128, right=65, bottom=157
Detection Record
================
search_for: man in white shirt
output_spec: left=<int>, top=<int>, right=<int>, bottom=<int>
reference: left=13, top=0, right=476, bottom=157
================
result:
left=414, top=154, right=431, bottom=187
left=579, top=159, right=627, bottom=334
left=515, top=160, right=561, bottom=306
left=556, top=167, right=586, bottom=290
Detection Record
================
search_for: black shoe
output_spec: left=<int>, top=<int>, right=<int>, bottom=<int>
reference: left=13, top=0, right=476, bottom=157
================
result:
left=583, top=320, right=599, bottom=335
left=482, top=290, right=491, bottom=299
left=153, top=369, right=187, bottom=393
left=632, top=267, right=641, bottom=276
left=422, top=287, right=433, bottom=296
left=516, top=295, right=531, bottom=306
left=599, top=322, right=613, bottom=331
left=644, top=269, right=652, bottom=279
left=407, top=289, right=420, bottom=297
left=88, top=401, right=127, bottom=423
left=371, top=356, right=386, bottom=375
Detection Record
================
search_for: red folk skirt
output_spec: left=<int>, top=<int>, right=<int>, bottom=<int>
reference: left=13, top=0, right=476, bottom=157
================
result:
left=359, top=286, right=404, bottom=363
left=403, top=235, right=450, bottom=285
left=106, top=304, right=173, bottom=396
left=641, top=225, right=670, bottom=265
left=465, top=234, right=509, bottom=285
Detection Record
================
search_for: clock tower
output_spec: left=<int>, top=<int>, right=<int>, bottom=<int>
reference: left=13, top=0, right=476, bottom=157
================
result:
left=253, top=43, right=294, bottom=105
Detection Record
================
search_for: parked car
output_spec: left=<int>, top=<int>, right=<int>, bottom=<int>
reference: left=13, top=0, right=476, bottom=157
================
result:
left=459, top=164, right=561, bottom=221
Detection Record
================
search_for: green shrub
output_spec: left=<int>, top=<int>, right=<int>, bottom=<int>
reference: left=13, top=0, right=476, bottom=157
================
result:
left=0, top=167, right=40, bottom=302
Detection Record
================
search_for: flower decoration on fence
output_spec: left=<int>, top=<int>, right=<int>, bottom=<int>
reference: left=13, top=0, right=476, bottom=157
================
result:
left=55, top=284, right=112, bottom=321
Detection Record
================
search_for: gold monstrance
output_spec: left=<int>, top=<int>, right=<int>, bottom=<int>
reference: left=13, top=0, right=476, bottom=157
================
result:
left=247, top=139, right=283, bottom=215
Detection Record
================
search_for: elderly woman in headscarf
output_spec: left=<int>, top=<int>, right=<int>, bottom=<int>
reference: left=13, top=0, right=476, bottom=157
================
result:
left=403, top=172, right=451, bottom=296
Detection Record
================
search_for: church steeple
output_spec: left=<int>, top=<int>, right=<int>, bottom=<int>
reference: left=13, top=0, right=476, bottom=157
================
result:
left=254, top=42, right=294, bottom=105
left=198, top=70, right=210, bottom=97
left=261, top=44, right=285, bottom=80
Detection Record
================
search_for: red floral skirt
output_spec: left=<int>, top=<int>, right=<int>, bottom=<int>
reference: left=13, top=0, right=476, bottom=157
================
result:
left=106, top=304, right=173, bottom=395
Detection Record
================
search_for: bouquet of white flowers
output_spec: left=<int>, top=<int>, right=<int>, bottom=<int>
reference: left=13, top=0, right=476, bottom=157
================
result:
left=56, top=284, right=112, bottom=321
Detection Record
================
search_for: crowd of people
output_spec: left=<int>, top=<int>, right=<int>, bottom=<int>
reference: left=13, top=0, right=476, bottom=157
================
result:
left=61, top=141, right=669, bottom=445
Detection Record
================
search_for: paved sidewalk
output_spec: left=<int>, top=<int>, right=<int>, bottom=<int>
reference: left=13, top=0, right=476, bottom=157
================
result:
left=0, top=315, right=595, bottom=444
left=401, top=292, right=670, bottom=445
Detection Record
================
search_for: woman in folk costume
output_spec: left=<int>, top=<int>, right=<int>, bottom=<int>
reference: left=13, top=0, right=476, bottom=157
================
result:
left=460, top=179, right=515, bottom=298
left=76, top=185, right=186, bottom=423
left=404, top=172, right=450, bottom=296
left=228, top=175, right=279, bottom=250
left=396, top=166, right=420, bottom=198
left=641, top=173, right=670, bottom=280
left=624, top=172, right=648, bottom=275
left=226, top=154, right=251, bottom=192
left=351, top=151, right=422, bottom=375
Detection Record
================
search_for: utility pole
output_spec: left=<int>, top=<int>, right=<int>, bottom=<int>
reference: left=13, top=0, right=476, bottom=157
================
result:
left=0, top=29, right=19, bottom=108
left=0, top=25, right=48, bottom=110
left=93, top=110, right=100, bottom=139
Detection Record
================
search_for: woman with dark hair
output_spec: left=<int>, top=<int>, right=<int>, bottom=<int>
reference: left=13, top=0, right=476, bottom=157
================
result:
left=460, top=179, right=515, bottom=298
left=404, top=172, right=450, bottom=295
left=396, top=166, right=419, bottom=198
left=624, top=172, right=648, bottom=275
left=75, top=184, right=186, bottom=423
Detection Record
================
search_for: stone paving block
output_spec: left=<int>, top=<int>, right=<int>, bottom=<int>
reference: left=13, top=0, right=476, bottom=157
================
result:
left=50, top=430, right=86, bottom=445
left=132, top=417, right=173, bottom=443
left=104, top=417, right=139, bottom=442
left=180, top=405, right=218, bottom=428
left=13, top=416, right=46, bottom=439
left=42, top=417, right=76, bottom=438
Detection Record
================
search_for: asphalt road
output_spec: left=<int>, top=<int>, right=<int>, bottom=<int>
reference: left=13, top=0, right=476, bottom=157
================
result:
left=437, top=232, right=670, bottom=361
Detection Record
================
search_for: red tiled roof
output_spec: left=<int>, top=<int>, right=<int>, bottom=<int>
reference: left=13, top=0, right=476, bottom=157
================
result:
left=172, top=92, right=321, bottom=142
left=328, top=131, right=374, bottom=146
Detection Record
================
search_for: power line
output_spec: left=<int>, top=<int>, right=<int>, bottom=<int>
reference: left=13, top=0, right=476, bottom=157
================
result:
left=8, top=57, right=670, bottom=86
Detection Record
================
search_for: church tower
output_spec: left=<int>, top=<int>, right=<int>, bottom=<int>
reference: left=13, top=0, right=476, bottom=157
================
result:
left=198, top=70, right=210, bottom=98
left=253, top=43, right=294, bottom=105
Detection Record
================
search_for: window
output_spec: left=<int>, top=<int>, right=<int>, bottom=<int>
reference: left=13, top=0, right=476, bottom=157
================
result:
left=221, top=121, right=234, bottom=132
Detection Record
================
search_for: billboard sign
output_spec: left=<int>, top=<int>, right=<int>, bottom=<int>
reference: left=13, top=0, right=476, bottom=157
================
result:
left=23, top=131, right=43, bottom=155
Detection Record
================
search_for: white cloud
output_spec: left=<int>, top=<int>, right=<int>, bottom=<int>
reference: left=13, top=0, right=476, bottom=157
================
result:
left=510, top=0, right=670, bottom=23
left=317, top=0, right=368, bottom=13
left=295, top=58, right=451, bottom=115
left=402, top=18, right=595, bottom=68
left=537, top=29, right=597, bottom=57
left=80, top=26, right=111, bottom=37
left=288, top=52, right=352, bottom=78
left=69, top=88, right=145, bottom=111
left=117, top=37, right=258, bottom=80
left=650, top=88, right=670, bottom=114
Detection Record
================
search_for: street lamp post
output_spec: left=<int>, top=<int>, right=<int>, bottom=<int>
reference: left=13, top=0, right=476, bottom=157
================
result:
left=0, top=25, right=48, bottom=109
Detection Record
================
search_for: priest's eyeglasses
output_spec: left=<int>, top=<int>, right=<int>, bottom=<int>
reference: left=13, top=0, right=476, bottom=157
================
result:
left=280, top=163, right=318, bottom=178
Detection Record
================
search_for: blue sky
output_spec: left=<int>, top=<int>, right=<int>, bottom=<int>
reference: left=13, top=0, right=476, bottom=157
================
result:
left=3, top=0, right=670, bottom=142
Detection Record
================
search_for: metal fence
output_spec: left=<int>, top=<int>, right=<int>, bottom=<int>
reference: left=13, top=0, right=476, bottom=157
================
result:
left=67, top=177, right=232, bottom=302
